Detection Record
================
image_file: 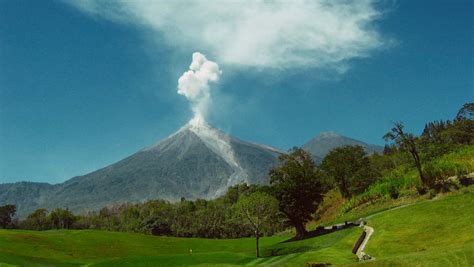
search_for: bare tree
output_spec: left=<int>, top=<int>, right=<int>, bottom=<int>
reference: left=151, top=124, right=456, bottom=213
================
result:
left=384, top=122, right=426, bottom=186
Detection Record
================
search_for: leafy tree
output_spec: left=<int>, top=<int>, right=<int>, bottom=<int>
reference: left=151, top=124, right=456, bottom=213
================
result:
left=223, top=183, right=251, bottom=204
left=442, top=119, right=474, bottom=145
left=235, top=192, right=279, bottom=257
left=321, top=145, right=378, bottom=198
left=421, top=119, right=473, bottom=147
left=369, top=152, right=398, bottom=175
left=140, top=200, right=173, bottom=235
left=48, top=208, right=75, bottom=229
left=0, top=204, right=16, bottom=228
left=26, top=208, right=49, bottom=230
left=171, top=199, right=196, bottom=237
left=194, top=199, right=227, bottom=238
left=456, top=102, right=474, bottom=120
left=419, top=104, right=474, bottom=158
left=269, top=148, right=328, bottom=240
left=384, top=122, right=427, bottom=187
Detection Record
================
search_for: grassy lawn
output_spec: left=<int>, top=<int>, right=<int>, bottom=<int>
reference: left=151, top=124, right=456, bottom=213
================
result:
left=359, top=191, right=474, bottom=266
left=0, top=227, right=359, bottom=266
left=0, top=192, right=472, bottom=266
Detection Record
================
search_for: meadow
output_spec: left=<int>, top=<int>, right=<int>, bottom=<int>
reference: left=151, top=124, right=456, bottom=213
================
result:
left=1, top=191, right=472, bottom=266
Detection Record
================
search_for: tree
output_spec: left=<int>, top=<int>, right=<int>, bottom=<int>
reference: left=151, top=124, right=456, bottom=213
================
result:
left=140, top=200, right=174, bottom=236
left=223, top=183, right=251, bottom=204
left=195, top=200, right=227, bottom=238
left=48, top=208, right=76, bottom=229
left=456, top=102, right=474, bottom=121
left=384, top=122, right=427, bottom=186
left=235, top=192, right=279, bottom=257
left=26, top=208, right=49, bottom=230
left=0, top=204, right=16, bottom=228
left=321, top=145, right=378, bottom=198
left=269, top=148, right=328, bottom=240
left=171, top=199, right=196, bottom=237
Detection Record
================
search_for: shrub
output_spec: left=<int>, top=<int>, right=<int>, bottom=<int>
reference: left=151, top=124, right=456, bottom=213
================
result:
left=388, top=185, right=399, bottom=199
left=416, top=185, right=428, bottom=195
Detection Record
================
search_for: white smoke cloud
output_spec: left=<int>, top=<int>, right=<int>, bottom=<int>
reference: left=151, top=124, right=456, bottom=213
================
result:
left=68, top=0, right=387, bottom=70
left=178, top=52, right=221, bottom=122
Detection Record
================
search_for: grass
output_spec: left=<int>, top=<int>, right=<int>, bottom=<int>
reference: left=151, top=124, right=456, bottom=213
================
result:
left=360, top=191, right=474, bottom=266
left=1, top=191, right=473, bottom=266
left=0, top=227, right=360, bottom=266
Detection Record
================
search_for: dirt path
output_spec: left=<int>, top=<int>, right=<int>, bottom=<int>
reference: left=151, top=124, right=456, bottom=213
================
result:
left=356, top=225, right=374, bottom=261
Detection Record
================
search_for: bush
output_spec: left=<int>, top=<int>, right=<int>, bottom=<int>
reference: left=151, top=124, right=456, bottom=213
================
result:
left=459, top=176, right=474, bottom=186
left=422, top=146, right=474, bottom=191
left=388, top=185, right=399, bottom=199
left=416, top=185, right=428, bottom=195
left=423, top=161, right=468, bottom=186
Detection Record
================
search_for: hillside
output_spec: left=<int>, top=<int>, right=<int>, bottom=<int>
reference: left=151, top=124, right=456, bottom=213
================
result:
left=0, top=192, right=472, bottom=266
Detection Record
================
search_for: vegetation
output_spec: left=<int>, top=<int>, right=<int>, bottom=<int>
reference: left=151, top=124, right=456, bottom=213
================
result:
left=321, top=145, right=378, bottom=198
left=12, top=184, right=286, bottom=239
left=269, top=148, right=328, bottom=239
left=235, top=191, right=279, bottom=257
left=456, top=102, right=474, bottom=120
left=0, top=192, right=472, bottom=266
left=338, top=144, right=474, bottom=215
left=384, top=122, right=427, bottom=190
left=0, top=205, right=16, bottom=229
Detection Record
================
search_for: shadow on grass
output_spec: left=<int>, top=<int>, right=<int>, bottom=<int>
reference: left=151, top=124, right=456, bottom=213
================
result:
left=282, top=222, right=360, bottom=243
left=260, top=223, right=361, bottom=258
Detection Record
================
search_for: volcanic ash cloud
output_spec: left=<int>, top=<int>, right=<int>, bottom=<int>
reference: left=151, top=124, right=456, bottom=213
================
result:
left=177, top=52, right=221, bottom=123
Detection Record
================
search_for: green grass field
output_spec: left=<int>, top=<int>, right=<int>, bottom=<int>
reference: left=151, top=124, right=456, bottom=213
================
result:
left=361, top=191, right=474, bottom=266
left=1, top=192, right=473, bottom=266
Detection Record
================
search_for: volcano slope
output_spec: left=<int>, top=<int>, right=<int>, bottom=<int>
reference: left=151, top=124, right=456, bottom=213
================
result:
left=0, top=120, right=282, bottom=217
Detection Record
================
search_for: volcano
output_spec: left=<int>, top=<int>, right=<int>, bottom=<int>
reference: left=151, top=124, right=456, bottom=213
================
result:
left=1, top=120, right=282, bottom=217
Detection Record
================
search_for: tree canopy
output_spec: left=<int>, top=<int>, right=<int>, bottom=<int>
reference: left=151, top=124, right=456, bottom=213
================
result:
left=0, top=204, right=16, bottom=228
left=321, top=145, right=378, bottom=198
left=269, top=148, right=328, bottom=239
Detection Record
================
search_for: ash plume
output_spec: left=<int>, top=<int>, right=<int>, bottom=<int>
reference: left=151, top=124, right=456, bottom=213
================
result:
left=177, top=52, right=221, bottom=123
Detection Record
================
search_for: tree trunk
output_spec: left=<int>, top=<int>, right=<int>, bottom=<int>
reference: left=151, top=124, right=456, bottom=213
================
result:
left=340, top=176, right=350, bottom=198
left=255, top=230, right=260, bottom=257
left=410, top=149, right=426, bottom=185
left=293, top=220, right=307, bottom=240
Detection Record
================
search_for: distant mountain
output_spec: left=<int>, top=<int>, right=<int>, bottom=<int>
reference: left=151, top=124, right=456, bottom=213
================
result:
left=1, top=126, right=384, bottom=218
left=0, top=182, right=54, bottom=217
left=1, top=120, right=282, bottom=217
left=302, top=132, right=383, bottom=162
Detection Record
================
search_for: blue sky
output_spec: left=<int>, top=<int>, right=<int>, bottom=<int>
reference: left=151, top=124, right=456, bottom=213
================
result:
left=1, top=0, right=473, bottom=184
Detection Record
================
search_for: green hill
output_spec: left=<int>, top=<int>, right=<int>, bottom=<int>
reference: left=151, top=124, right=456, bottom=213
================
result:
left=1, top=191, right=472, bottom=266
